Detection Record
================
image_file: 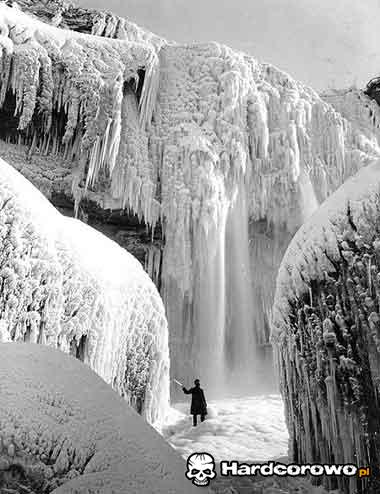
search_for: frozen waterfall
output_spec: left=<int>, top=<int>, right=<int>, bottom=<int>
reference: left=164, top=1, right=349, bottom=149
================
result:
left=224, top=180, right=256, bottom=391
left=190, top=177, right=258, bottom=397
left=1, top=3, right=380, bottom=402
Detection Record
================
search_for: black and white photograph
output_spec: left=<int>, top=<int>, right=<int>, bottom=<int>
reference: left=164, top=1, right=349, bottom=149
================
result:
left=0, top=1, right=379, bottom=493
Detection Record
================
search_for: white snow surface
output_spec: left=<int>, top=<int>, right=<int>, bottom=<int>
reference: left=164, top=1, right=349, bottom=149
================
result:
left=163, top=395, right=288, bottom=462
left=272, top=158, right=380, bottom=339
left=0, top=343, right=202, bottom=494
left=0, top=158, right=170, bottom=425
left=162, top=397, right=344, bottom=494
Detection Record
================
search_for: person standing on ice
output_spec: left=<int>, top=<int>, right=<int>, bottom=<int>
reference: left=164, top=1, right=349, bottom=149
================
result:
left=183, top=379, right=208, bottom=426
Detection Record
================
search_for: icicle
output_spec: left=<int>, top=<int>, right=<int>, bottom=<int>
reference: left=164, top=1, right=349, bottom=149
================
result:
left=139, top=51, right=159, bottom=130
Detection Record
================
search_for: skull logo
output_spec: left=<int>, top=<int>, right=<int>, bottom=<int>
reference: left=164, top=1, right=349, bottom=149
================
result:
left=185, top=452, right=216, bottom=487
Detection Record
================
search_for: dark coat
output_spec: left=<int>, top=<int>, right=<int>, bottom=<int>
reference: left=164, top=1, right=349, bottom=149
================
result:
left=183, top=386, right=207, bottom=415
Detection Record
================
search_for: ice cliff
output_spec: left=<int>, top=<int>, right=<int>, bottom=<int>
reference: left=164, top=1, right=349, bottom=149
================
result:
left=272, top=160, right=380, bottom=494
left=0, top=343, right=199, bottom=494
left=0, top=1, right=380, bottom=393
left=0, top=158, right=169, bottom=425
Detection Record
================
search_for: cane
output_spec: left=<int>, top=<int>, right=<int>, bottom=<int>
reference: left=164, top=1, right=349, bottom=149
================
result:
left=173, top=378, right=184, bottom=387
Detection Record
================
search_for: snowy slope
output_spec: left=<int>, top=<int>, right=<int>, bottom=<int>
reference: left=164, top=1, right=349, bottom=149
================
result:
left=0, top=158, right=170, bottom=425
left=0, top=343, right=202, bottom=494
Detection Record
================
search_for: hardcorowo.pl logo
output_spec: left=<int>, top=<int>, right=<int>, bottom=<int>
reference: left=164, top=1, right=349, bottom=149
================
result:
left=185, top=453, right=216, bottom=486
left=185, top=453, right=371, bottom=488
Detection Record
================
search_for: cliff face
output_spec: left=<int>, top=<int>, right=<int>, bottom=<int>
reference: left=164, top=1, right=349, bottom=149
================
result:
left=1, top=1, right=380, bottom=393
left=272, top=161, right=380, bottom=494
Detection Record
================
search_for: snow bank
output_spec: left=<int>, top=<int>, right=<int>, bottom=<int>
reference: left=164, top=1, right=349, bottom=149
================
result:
left=163, top=395, right=288, bottom=462
left=0, top=343, right=200, bottom=494
left=272, top=160, right=380, bottom=494
left=0, top=158, right=169, bottom=425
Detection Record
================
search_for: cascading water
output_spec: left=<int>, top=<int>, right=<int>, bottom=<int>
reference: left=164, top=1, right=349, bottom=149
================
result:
left=190, top=177, right=258, bottom=398
left=298, top=167, right=319, bottom=225
left=224, top=180, right=257, bottom=394
left=193, top=200, right=229, bottom=396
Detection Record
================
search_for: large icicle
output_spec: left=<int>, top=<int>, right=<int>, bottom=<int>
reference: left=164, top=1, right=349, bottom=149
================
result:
left=0, top=158, right=170, bottom=426
left=272, top=160, right=380, bottom=494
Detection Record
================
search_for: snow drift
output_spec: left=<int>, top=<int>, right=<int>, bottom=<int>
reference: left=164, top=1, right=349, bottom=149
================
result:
left=272, top=160, right=380, bottom=494
left=0, top=343, right=200, bottom=494
left=0, top=158, right=169, bottom=425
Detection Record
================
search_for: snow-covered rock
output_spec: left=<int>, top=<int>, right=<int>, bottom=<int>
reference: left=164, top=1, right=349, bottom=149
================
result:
left=0, top=343, right=201, bottom=494
left=0, top=158, right=169, bottom=425
left=272, top=160, right=380, bottom=494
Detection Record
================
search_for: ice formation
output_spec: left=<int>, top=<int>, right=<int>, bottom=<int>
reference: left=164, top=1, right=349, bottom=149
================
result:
left=272, top=160, right=380, bottom=494
left=144, top=48, right=380, bottom=393
left=0, top=343, right=200, bottom=494
left=1, top=1, right=380, bottom=393
left=0, top=158, right=169, bottom=425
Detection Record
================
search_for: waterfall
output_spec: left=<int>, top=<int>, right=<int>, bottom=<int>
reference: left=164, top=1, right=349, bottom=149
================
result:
left=298, top=167, right=319, bottom=224
left=189, top=178, right=258, bottom=397
left=168, top=176, right=263, bottom=399
left=224, top=181, right=257, bottom=393
left=193, top=201, right=229, bottom=395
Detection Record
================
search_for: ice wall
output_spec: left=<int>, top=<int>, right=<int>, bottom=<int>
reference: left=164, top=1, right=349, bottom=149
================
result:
left=152, top=47, right=380, bottom=394
left=0, top=158, right=169, bottom=425
left=1, top=2, right=380, bottom=396
left=272, top=160, right=380, bottom=494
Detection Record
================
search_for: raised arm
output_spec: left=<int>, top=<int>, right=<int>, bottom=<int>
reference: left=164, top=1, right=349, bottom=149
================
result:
left=183, top=387, right=192, bottom=394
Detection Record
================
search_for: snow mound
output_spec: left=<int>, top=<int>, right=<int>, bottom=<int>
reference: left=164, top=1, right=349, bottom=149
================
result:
left=0, top=158, right=169, bottom=425
left=272, top=160, right=380, bottom=494
left=0, top=343, right=201, bottom=494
